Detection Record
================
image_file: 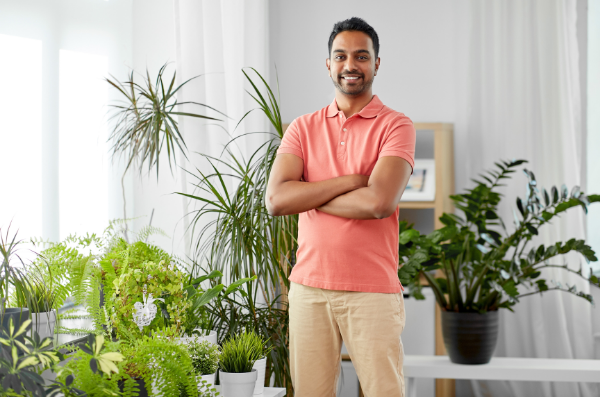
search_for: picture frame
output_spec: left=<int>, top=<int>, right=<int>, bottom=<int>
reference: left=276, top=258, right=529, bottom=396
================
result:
left=400, top=159, right=436, bottom=201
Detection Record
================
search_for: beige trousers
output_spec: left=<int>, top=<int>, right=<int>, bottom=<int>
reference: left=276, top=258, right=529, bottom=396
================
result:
left=289, top=282, right=406, bottom=397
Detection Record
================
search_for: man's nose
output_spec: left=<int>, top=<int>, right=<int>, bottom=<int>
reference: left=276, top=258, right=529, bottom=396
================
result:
left=344, top=57, right=357, bottom=73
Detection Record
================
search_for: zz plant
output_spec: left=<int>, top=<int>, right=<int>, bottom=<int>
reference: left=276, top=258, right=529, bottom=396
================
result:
left=399, top=159, right=600, bottom=312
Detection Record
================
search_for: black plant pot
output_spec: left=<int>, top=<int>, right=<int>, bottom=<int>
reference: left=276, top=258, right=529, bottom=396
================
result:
left=0, top=308, right=30, bottom=335
left=118, top=377, right=149, bottom=397
left=441, top=310, right=499, bottom=364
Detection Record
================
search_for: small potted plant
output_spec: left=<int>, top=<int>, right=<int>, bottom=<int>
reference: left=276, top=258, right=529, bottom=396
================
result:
left=218, top=330, right=264, bottom=397
left=187, top=337, right=220, bottom=388
left=16, top=280, right=58, bottom=340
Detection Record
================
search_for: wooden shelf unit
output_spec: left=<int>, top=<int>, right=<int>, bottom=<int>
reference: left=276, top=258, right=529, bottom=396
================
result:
left=401, top=122, right=456, bottom=397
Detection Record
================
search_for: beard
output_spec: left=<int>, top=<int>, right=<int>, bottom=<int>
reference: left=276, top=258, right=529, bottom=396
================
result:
left=332, top=72, right=374, bottom=96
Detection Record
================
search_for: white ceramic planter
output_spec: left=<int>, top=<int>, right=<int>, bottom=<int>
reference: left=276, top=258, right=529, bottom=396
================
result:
left=219, top=369, right=257, bottom=397
left=31, top=310, right=56, bottom=340
left=198, top=372, right=216, bottom=391
left=179, top=329, right=218, bottom=346
left=252, top=357, right=267, bottom=395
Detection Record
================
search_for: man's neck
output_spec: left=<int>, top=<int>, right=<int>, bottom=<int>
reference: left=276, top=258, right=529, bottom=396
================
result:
left=335, top=90, right=374, bottom=118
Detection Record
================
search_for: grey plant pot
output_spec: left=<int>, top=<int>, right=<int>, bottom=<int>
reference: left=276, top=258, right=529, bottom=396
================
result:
left=31, top=309, right=57, bottom=340
left=219, top=369, right=258, bottom=397
left=1, top=308, right=30, bottom=335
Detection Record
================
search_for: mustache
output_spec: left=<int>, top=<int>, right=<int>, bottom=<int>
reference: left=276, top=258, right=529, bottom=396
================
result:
left=339, top=72, right=364, bottom=78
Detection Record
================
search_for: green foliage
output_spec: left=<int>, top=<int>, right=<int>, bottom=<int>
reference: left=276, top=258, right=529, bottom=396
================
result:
left=55, top=336, right=124, bottom=397
left=12, top=279, right=57, bottom=314
left=180, top=68, right=295, bottom=390
left=119, top=335, right=199, bottom=397
left=0, top=319, right=56, bottom=396
left=186, top=338, right=220, bottom=375
left=106, top=63, right=225, bottom=178
left=0, top=226, right=48, bottom=317
left=30, top=233, right=103, bottom=310
left=399, top=159, right=600, bottom=312
left=102, top=239, right=191, bottom=339
left=219, top=330, right=264, bottom=373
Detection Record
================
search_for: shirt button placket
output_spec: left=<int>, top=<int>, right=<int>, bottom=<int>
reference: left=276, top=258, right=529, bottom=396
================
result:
left=338, top=125, right=348, bottom=158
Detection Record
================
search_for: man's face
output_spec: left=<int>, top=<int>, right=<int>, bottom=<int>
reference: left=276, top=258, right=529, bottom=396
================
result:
left=327, top=31, right=379, bottom=97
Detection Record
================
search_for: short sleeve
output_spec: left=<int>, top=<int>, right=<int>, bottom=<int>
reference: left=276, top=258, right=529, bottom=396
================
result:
left=277, top=119, right=304, bottom=160
left=378, top=120, right=416, bottom=172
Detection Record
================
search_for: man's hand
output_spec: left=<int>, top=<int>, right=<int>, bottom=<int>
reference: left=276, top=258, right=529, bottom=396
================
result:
left=317, top=156, right=412, bottom=220
left=265, top=154, right=369, bottom=216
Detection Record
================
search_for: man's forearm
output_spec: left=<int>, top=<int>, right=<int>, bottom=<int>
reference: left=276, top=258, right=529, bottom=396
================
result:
left=266, top=175, right=367, bottom=216
left=317, top=186, right=391, bottom=220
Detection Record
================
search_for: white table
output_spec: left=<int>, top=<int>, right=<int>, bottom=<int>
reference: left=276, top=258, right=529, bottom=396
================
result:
left=214, top=386, right=286, bottom=397
left=404, top=355, right=600, bottom=397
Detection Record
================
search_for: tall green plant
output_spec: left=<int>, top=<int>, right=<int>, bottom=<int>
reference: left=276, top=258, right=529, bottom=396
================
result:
left=178, top=68, right=297, bottom=391
left=399, top=159, right=600, bottom=312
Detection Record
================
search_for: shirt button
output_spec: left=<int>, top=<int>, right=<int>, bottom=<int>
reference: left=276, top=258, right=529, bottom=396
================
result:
left=340, top=141, right=345, bottom=145
left=343, top=128, right=347, bottom=131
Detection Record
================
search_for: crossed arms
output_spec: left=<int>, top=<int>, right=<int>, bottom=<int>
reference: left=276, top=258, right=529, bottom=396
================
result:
left=265, top=153, right=413, bottom=220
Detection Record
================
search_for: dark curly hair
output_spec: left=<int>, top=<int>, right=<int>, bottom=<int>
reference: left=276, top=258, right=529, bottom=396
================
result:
left=328, top=17, right=380, bottom=58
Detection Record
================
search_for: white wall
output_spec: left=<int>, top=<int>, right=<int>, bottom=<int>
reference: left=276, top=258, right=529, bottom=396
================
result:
left=269, top=0, right=469, bottom=125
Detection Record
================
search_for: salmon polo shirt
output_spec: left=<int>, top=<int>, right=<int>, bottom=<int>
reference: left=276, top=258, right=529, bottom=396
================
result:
left=277, top=95, right=416, bottom=293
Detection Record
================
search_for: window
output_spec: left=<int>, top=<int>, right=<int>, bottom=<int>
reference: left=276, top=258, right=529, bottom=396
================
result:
left=0, top=34, right=43, bottom=242
left=58, top=50, right=109, bottom=239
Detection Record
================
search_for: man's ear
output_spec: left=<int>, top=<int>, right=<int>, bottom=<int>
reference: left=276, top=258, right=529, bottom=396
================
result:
left=326, top=58, right=331, bottom=77
left=375, top=57, right=380, bottom=76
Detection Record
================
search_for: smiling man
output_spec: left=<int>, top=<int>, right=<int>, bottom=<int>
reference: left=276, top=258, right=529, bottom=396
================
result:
left=266, top=17, right=415, bottom=396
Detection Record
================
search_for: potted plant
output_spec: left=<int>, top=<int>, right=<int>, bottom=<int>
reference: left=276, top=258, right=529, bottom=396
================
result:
left=0, top=227, right=44, bottom=334
left=15, top=280, right=58, bottom=340
left=399, top=159, right=600, bottom=364
left=218, top=330, right=264, bottom=397
left=187, top=337, right=220, bottom=389
left=181, top=68, right=296, bottom=394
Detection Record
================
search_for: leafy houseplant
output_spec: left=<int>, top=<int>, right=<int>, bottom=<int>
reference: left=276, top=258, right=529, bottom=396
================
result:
left=0, top=319, right=62, bottom=396
left=219, top=331, right=264, bottom=397
left=398, top=159, right=600, bottom=363
left=187, top=338, right=220, bottom=389
left=181, top=68, right=296, bottom=393
left=117, top=335, right=199, bottom=397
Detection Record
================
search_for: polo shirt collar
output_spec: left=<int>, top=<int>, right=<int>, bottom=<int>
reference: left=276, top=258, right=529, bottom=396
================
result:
left=325, top=95, right=384, bottom=119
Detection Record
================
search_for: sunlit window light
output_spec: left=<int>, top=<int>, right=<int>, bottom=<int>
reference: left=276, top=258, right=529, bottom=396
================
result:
left=0, top=34, right=43, bottom=243
left=58, top=49, right=109, bottom=240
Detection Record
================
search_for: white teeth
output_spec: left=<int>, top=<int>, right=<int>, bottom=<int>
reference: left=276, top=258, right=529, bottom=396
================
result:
left=344, top=76, right=359, bottom=80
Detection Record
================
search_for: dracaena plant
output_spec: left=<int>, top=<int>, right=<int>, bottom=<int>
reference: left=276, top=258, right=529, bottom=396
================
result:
left=398, top=159, right=600, bottom=313
left=179, top=68, right=296, bottom=392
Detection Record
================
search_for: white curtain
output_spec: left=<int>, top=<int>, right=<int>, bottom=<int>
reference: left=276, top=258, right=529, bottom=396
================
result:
left=171, top=0, right=270, bottom=259
left=455, top=0, right=596, bottom=396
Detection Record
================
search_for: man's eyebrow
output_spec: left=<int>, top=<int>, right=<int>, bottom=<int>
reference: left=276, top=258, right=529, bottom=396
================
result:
left=332, top=49, right=371, bottom=55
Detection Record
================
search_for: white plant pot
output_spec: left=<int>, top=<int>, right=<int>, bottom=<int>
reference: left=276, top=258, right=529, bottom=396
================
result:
left=179, top=329, right=218, bottom=346
left=198, top=372, right=216, bottom=391
left=252, top=357, right=267, bottom=395
left=31, top=310, right=56, bottom=340
left=219, top=369, right=257, bottom=397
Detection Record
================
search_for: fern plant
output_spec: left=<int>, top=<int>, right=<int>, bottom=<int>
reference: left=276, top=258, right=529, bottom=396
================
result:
left=119, top=335, right=199, bottom=397
left=399, top=159, right=600, bottom=312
